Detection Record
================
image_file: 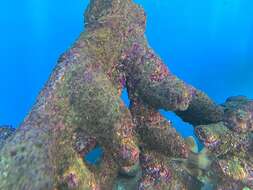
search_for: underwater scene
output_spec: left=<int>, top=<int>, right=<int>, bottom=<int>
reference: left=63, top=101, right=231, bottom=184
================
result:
left=0, top=0, right=253, bottom=189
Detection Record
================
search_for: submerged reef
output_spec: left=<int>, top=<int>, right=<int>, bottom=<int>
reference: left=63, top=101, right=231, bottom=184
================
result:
left=0, top=0, right=252, bottom=190
left=195, top=96, right=253, bottom=190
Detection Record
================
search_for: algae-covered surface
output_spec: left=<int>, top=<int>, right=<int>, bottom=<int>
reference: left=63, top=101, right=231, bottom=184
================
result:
left=0, top=0, right=252, bottom=190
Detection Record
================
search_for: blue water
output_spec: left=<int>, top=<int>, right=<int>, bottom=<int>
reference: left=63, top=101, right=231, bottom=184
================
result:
left=0, top=0, right=253, bottom=140
left=84, top=147, right=103, bottom=165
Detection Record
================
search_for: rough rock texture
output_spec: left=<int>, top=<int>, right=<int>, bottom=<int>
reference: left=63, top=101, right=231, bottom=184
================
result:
left=0, top=0, right=252, bottom=190
left=196, top=96, right=253, bottom=190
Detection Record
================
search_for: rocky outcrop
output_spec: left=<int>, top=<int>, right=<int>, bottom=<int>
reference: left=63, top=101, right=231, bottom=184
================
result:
left=0, top=1, right=252, bottom=190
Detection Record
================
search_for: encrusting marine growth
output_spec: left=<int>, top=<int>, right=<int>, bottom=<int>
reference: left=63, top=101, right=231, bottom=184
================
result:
left=0, top=0, right=252, bottom=190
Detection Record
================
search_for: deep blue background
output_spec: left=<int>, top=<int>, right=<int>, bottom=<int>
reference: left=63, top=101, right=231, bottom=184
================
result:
left=0, top=0, right=252, bottom=138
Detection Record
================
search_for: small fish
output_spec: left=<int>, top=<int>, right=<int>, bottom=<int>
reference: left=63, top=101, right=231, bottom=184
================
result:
left=185, top=136, right=198, bottom=153
left=187, top=148, right=213, bottom=171
left=172, top=137, right=215, bottom=189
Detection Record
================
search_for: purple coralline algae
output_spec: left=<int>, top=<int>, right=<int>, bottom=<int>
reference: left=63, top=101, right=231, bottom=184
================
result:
left=0, top=1, right=252, bottom=190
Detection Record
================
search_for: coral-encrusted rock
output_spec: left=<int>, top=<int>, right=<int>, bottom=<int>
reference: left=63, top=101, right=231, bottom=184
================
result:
left=72, top=129, right=97, bottom=156
left=209, top=156, right=253, bottom=189
left=223, top=96, right=253, bottom=133
left=195, top=127, right=253, bottom=189
left=195, top=122, right=252, bottom=156
left=210, top=154, right=253, bottom=188
left=137, top=149, right=202, bottom=190
left=0, top=125, right=15, bottom=147
left=113, top=149, right=203, bottom=190
left=195, top=96, right=253, bottom=190
left=0, top=0, right=251, bottom=189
